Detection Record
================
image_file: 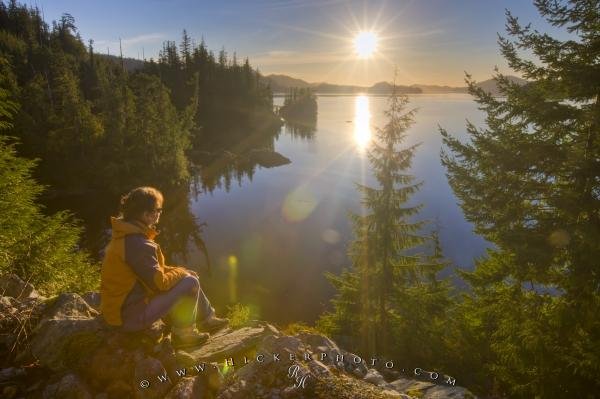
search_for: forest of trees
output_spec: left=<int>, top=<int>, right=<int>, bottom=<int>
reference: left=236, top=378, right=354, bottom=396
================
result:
left=319, top=1, right=600, bottom=398
left=0, top=75, right=96, bottom=294
left=0, top=0, right=278, bottom=195
left=0, top=0, right=598, bottom=397
left=279, top=87, right=317, bottom=119
left=279, top=87, right=318, bottom=139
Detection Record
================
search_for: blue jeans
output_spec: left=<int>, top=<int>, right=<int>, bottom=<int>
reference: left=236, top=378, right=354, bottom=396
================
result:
left=121, top=275, right=215, bottom=332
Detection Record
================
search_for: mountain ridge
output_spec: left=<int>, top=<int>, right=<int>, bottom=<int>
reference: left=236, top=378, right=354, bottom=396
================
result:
left=263, top=73, right=527, bottom=95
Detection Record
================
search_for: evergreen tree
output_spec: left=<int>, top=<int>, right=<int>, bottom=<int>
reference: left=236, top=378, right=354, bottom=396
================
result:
left=0, top=56, right=17, bottom=129
left=125, top=73, right=192, bottom=187
left=180, top=29, right=192, bottom=66
left=0, top=2, right=198, bottom=193
left=440, top=0, right=600, bottom=396
left=0, top=75, right=97, bottom=295
left=319, top=85, right=451, bottom=363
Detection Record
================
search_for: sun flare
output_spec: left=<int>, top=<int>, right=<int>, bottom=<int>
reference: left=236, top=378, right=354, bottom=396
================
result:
left=354, top=95, right=371, bottom=148
left=354, top=31, right=378, bottom=58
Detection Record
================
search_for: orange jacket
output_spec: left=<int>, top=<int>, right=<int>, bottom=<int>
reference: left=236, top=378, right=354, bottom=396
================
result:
left=100, top=217, right=189, bottom=326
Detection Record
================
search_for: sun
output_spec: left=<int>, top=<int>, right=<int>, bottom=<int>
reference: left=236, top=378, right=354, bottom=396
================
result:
left=354, top=31, right=378, bottom=58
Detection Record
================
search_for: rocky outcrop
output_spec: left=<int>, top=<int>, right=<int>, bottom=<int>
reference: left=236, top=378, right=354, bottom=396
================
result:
left=0, top=275, right=476, bottom=399
left=0, top=274, right=44, bottom=300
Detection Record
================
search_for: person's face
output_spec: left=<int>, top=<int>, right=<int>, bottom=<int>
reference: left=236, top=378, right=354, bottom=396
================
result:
left=140, top=201, right=163, bottom=227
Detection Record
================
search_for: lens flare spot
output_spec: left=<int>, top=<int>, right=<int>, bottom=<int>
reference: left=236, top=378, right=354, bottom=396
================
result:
left=282, top=186, right=318, bottom=222
left=227, top=255, right=238, bottom=303
left=169, top=296, right=196, bottom=326
left=322, top=228, right=341, bottom=244
left=221, top=360, right=233, bottom=375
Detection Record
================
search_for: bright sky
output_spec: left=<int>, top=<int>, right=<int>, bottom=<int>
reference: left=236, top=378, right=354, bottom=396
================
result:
left=25, top=0, right=570, bottom=86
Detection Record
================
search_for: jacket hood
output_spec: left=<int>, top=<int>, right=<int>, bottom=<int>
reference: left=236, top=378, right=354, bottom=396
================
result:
left=110, top=217, right=159, bottom=240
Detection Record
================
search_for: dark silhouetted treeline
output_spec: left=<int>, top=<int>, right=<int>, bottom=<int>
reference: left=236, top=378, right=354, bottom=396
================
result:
left=141, top=30, right=280, bottom=149
left=279, top=87, right=317, bottom=139
left=280, top=87, right=317, bottom=119
left=0, top=1, right=278, bottom=195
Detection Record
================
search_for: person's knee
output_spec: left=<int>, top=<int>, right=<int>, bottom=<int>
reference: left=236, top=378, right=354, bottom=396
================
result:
left=179, top=274, right=200, bottom=294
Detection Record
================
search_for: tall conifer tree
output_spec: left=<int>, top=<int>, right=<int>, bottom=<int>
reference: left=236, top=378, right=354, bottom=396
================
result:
left=320, top=85, right=450, bottom=360
left=440, top=0, right=600, bottom=396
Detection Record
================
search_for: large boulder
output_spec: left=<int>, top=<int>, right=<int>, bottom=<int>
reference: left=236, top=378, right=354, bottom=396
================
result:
left=42, top=373, right=93, bottom=399
left=163, top=363, right=223, bottom=399
left=164, top=377, right=198, bottom=399
left=133, top=353, right=172, bottom=399
left=187, top=320, right=281, bottom=363
left=0, top=274, right=43, bottom=300
left=26, top=293, right=105, bottom=372
left=30, top=317, right=105, bottom=372
left=39, top=293, right=99, bottom=323
left=81, top=292, right=101, bottom=311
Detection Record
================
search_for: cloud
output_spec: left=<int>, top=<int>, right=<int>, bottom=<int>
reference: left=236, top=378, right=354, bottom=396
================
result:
left=265, top=50, right=297, bottom=57
left=121, top=33, right=166, bottom=47
left=94, top=33, right=166, bottom=54
left=250, top=49, right=354, bottom=67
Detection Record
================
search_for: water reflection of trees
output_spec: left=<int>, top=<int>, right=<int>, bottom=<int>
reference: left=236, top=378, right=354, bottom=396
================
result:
left=163, top=124, right=284, bottom=268
left=189, top=125, right=282, bottom=193
left=284, top=117, right=317, bottom=140
left=46, top=123, right=286, bottom=268
left=191, top=157, right=258, bottom=194
left=154, top=187, right=211, bottom=273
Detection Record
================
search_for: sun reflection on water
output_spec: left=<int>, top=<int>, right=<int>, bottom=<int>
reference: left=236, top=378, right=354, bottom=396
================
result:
left=354, top=95, right=371, bottom=149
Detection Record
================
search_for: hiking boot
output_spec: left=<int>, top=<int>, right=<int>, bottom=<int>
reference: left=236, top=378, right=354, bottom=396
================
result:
left=197, top=315, right=229, bottom=333
left=171, top=326, right=209, bottom=349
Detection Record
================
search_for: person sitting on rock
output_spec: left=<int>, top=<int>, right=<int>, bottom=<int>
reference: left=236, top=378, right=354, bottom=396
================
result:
left=100, top=186, right=228, bottom=348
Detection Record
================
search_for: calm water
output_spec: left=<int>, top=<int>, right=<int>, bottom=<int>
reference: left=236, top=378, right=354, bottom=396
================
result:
left=187, top=94, right=491, bottom=325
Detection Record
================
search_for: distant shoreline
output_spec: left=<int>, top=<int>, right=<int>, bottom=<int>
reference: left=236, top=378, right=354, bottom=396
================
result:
left=273, top=92, right=473, bottom=97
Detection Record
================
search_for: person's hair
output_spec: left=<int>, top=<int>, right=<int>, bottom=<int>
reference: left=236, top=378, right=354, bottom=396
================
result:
left=119, top=186, right=163, bottom=221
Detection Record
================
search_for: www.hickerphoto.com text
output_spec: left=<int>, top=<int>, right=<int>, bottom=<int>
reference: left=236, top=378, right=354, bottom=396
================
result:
left=140, top=351, right=457, bottom=387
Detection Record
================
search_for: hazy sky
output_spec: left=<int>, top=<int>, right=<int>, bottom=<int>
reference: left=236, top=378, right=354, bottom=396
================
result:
left=25, top=0, right=569, bottom=86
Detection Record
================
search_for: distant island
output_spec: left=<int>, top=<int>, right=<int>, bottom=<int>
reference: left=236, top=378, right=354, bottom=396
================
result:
left=261, top=73, right=528, bottom=96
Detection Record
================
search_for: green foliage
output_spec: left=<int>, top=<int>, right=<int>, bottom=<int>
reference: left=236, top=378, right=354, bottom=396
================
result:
left=282, top=322, right=321, bottom=336
left=316, top=268, right=362, bottom=348
left=319, top=85, right=452, bottom=366
left=124, top=73, right=192, bottom=186
left=226, top=303, right=254, bottom=329
left=440, top=0, right=600, bottom=397
left=314, top=371, right=402, bottom=399
left=0, top=128, right=98, bottom=295
left=0, top=1, right=277, bottom=194
left=0, top=57, right=17, bottom=130
left=143, top=33, right=278, bottom=149
left=0, top=40, right=98, bottom=293
left=405, top=389, right=424, bottom=399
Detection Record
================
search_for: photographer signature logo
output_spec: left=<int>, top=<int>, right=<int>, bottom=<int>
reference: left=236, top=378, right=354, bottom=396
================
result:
left=287, top=364, right=309, bottom=389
